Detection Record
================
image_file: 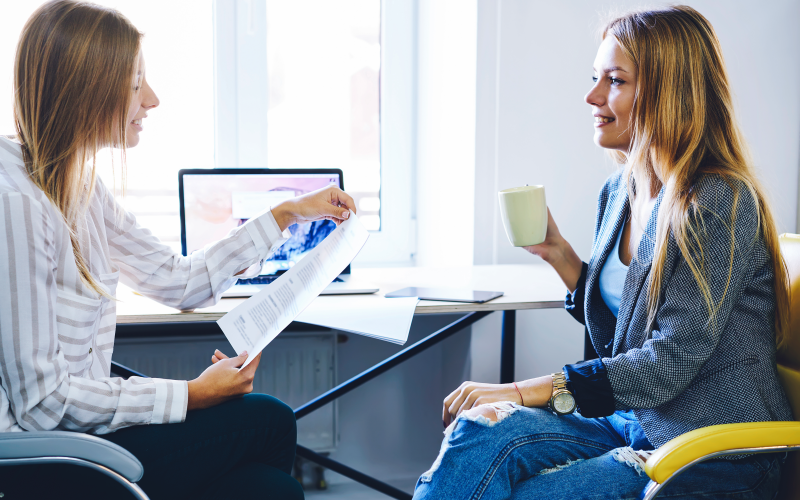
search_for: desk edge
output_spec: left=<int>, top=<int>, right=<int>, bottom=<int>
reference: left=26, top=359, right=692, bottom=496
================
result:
left=116, top=300, right=565, bottom=325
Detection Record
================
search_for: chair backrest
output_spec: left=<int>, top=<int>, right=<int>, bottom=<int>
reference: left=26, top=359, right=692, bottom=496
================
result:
left=777, top=233, right=800, bottom=416
left=777, top=233, right=800, bottom=500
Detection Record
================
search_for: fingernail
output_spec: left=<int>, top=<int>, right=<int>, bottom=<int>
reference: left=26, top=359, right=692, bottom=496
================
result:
left=242, top=351, right=248, bottom=356
left=342, top=210, right=350, bottom=219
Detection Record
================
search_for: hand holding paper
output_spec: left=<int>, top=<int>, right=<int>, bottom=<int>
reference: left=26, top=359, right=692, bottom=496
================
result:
left=217, top=213, right=369, bottom=367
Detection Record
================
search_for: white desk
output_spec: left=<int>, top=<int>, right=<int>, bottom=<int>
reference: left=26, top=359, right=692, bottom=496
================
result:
left=116, top=264, right=567, bottom=324
left=113, top=264, right=567, bottom=500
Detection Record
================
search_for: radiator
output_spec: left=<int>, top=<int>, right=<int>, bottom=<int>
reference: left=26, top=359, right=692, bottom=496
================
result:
left=112, top=333, right=338, bottom=452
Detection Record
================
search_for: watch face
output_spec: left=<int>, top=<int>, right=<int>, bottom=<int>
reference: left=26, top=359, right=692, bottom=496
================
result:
left=553, top=392, right=576, bottom=414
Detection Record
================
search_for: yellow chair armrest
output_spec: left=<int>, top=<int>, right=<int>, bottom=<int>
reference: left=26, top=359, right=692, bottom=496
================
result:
left=644, top=421, right=800, bottom=484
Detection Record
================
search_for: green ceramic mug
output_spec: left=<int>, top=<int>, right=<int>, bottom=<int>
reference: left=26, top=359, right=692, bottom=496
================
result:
left=498, top=185, right=547, bottom=247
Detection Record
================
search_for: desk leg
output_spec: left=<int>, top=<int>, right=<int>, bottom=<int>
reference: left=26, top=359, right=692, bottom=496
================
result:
left=500, top=310, right=516, bottom=384
left=293, top=311, right=491, bottom=500
left=296, top=445, right=411, bottom=500
left=295, top=311, right=491, bottom=419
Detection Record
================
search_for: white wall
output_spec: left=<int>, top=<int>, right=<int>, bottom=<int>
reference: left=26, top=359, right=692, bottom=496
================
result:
left=469, top=0, right=800, bottom=383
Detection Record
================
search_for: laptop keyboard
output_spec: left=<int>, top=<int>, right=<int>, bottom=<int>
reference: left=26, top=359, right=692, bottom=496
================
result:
left=237, top=275, right=344, bottom=285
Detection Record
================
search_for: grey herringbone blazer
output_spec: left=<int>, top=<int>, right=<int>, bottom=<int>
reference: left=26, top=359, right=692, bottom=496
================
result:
left=566, top=169, right=792, bottom=449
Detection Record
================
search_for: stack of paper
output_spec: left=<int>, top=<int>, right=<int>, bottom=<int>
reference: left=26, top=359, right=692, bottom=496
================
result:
left=296, top=294, right=419, bottom=345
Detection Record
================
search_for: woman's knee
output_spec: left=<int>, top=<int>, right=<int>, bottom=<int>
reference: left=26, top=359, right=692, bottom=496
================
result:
left=428, top=405, right=533, bottom=471
left=241, top=393, right=297, bottom=437
left=428, top=406, right=589, bottom=475
left=462, top=401, right=520, bottom=424
left=453, top=404, right=550, bottom=438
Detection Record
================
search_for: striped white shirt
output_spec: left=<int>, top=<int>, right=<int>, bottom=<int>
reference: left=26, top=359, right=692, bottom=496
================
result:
left=0, top=136, right=288, bottom=435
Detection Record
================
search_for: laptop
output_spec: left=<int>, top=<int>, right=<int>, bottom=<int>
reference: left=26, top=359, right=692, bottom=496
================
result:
left=179, top=168, right=379, bottom=298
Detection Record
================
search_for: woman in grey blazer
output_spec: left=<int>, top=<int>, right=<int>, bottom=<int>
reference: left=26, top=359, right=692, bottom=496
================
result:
left=414, top=6, right=792, bottom=500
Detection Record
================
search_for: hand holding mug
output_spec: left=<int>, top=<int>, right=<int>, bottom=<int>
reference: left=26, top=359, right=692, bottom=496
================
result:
left=522, top=208, right=568, bottom=262
left=498, top=185, right=548, bottom=247
left=498, top=184, right=583, bottom=291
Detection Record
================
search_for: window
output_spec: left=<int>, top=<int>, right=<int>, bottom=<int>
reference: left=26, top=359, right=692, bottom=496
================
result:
left=215, top=0, right=414, bottom=263
left=99, top=0, right=216, bottom=251
left=1, top=0, right=414, bottom=262
left=265, top=0, right=382, bottom=231
left=0, top=1, right=216, bottom=252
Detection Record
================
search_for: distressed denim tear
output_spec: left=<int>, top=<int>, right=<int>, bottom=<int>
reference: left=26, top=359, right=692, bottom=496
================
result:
left=419, top=402, right=520, bottom=483
left=458, top=401, right=519, bottom=427
left=538, top=458, right=584, bottom=475
left=611, top=447, right=652, bottom=476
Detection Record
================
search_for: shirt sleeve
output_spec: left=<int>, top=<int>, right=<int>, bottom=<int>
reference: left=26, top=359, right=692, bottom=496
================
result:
left=0, top=192, right=187, bottom=434
left=100, top=180, right=290, bottom=310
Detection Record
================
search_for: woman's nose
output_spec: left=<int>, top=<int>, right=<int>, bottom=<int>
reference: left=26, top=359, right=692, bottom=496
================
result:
left=585, top=84, right=605, bottom=107
left=144, top=83, right=160, bottom=109
left=146, top=92, right=160, bottom=109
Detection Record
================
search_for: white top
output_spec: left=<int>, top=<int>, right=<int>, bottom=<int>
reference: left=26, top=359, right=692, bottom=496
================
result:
left=0, top=137, right=288, bottom=434
left=598, top=223, right=629, bottom=318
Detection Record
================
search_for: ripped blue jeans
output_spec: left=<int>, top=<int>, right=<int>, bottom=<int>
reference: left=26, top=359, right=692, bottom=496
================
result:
left=413, top=404, right=783, bottom=500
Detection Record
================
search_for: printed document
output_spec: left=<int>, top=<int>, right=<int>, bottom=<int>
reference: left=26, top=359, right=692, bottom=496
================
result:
left=217, top=214, right=369, bottom=368
left=296, top=295, right=419, bottom=345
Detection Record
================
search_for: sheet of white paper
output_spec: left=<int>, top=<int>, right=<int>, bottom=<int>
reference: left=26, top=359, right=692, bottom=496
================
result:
left=217, top=213, right=369, bottom=368
left=296, top=295, right=419, bottom=345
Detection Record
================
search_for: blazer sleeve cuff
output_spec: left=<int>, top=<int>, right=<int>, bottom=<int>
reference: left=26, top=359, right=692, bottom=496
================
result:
left=563, top=358, right=615, bottom=418
left=564, top=262, right=589, bottom=325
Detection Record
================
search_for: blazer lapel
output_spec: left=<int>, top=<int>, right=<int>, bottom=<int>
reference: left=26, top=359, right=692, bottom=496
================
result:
left=612, top=187, right=666, bottom=355
left=585, top=184, right=629, bottom=355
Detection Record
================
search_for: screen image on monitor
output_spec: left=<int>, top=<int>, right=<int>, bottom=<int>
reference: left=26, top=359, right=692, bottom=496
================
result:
left=181, top=171, right=342, bottom=276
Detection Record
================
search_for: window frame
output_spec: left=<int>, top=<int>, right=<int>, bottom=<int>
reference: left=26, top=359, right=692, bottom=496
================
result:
left=212, top=0, right=415, bottom=264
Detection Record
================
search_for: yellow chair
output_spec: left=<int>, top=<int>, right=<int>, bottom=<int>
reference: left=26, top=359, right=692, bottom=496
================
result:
left=639, top=233, right=800, bottom=500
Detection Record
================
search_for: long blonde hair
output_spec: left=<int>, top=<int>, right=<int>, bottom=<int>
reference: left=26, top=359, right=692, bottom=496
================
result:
left=603, top=6, right=790, bottom=348
left=14, top=0, right=141, bottom=296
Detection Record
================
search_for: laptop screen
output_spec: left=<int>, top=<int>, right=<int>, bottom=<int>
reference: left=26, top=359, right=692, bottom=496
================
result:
left=179, top=169, right=344, bottom=276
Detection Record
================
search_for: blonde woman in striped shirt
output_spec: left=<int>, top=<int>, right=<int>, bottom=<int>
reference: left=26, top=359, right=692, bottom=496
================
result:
left=0, top=1, right=356, bottom=498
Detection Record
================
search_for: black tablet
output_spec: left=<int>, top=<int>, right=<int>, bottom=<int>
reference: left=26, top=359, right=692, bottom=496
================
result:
left=384, top=287, right=504, bottom=303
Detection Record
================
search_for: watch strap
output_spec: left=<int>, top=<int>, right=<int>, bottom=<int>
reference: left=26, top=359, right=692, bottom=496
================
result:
left=552, top=372, right=569, bottom=393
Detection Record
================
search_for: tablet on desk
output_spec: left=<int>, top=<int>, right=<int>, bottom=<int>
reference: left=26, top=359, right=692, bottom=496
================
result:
left=385, top=287, right=504, bottom=303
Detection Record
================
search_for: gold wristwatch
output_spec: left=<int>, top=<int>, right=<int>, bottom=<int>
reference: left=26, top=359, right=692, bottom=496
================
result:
left=548, top=372, right=576, bottom=415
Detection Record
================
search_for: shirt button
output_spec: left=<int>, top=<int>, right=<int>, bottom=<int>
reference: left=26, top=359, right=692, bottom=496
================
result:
left=89, top=348, right=93, bottom=354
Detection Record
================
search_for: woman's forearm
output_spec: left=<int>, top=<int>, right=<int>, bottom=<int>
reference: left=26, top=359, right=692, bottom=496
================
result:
left=270, top=201, right=296, bottom=232
left=545, top=237, right=584, bottom=292
left=522, top=210, right=584, bottom=292
left=517, top=375, right=555, bottom=407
